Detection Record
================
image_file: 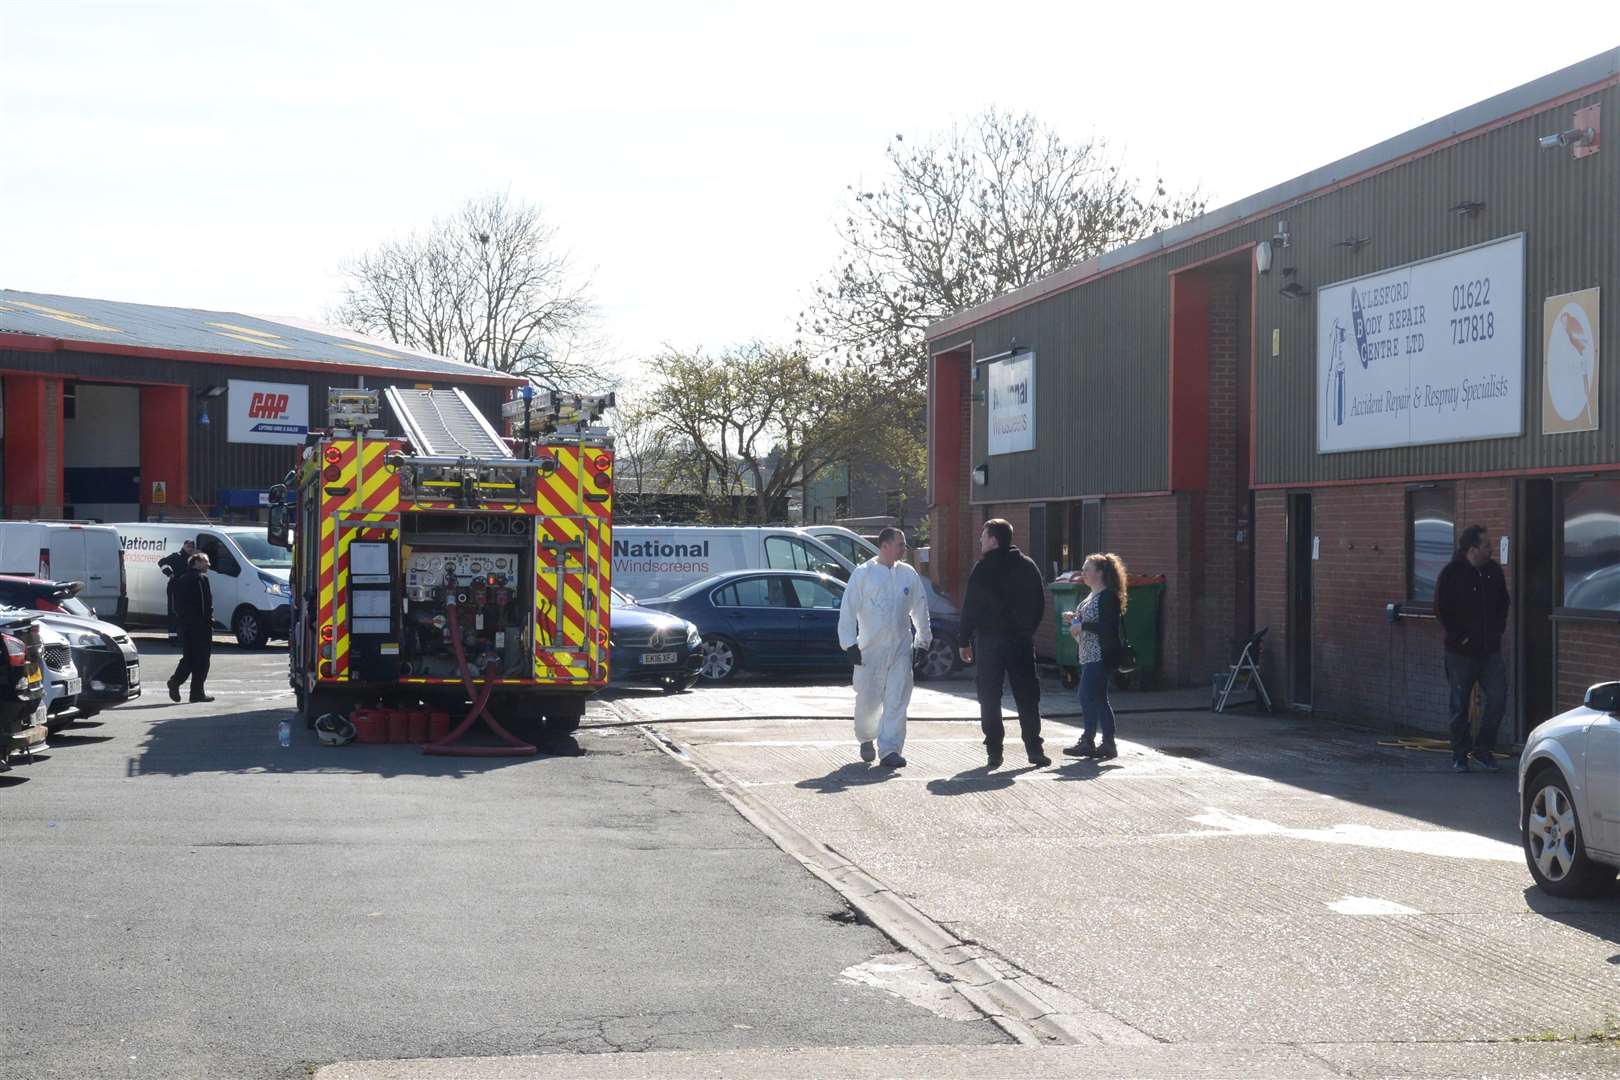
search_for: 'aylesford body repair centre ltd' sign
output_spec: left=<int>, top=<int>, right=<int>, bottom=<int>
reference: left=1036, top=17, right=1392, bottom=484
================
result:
left=987, top=351, right=1035, bottom=456
left=1317, top=235, right=1524, bottom=454
left=227, top=380, right=310, bottom=446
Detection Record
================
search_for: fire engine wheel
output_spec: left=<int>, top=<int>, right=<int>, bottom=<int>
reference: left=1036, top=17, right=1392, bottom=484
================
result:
left=700, top=637, right=741, bottom=682
left=233, top=608, right=269, bottom=649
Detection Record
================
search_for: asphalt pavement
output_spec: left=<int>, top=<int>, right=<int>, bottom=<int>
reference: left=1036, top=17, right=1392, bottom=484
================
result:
left=0, top=639, right=1006, bottom=1080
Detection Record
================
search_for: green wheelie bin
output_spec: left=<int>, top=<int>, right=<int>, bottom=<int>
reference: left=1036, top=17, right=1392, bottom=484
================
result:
left=1120, top=574, right=1165, bottom=688
left=1049, top=576, right=1089, bottom=689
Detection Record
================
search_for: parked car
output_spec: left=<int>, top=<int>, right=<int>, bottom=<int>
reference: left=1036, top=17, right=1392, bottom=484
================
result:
left=0, top=521, right=126, bottom=623
left=115, top=523, right=292, bottom=647
left=607, top=588, right=704, bottom=693
left=0, top=577, right=141, bottom=717
left=0, top=613, right=48, bottom=770
left=1520, top=680, right=1620, bottom=897
left=612, top=526, right=853, bottom=601
left=638, top=569, right=957, bottom=683
left=29, top=619, right=82, bottom=734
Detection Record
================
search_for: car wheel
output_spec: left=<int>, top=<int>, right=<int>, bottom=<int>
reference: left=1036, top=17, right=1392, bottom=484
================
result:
left=700, top=637, right=740, bottom=682
left=1524, top=768, right=1619, bottom=898
left=914, top=633, right=957, bottom=681
left=234, top=609, right=269, bottom=649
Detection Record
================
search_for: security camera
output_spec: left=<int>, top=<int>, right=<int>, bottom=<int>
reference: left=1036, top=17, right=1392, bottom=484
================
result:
left=1539, top=127, right=1595, bottom=149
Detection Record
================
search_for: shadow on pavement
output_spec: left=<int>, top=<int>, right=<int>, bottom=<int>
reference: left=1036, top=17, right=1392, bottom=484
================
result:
left=925, top=764, right=1041, bottom=795
left=1521, top=885, right=1620, bottom=957
left=795, top=761, right=904, bottom=794
left=129, top=706, right=584, bottom=780
left=1051, top=759, right=1125, bottom=782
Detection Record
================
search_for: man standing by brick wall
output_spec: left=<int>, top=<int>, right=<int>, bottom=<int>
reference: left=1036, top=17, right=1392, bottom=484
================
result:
left=1435, top=524, right=1511, bottom=773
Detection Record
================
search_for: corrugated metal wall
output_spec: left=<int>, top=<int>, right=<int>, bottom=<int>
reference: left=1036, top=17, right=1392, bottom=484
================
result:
left=0, top=348, right=511, bottom=503
left=939, top=79, right=1619, bottom=501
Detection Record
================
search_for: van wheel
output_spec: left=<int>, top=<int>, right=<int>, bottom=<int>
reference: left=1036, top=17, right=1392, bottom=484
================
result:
left=234, top=609, right=269, bottom=649
left=700, top=637, right=741, bottom=682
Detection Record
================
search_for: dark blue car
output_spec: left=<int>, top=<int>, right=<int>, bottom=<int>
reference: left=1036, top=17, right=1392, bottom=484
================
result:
left=637, top=570, right=961, bottom=683
left=608, top=588, right=704, bottom=693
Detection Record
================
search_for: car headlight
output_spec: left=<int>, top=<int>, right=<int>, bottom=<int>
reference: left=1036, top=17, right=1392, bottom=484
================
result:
left=685, top=624, right=702, bottom=648
left=260, top=574, right=291, bottom=598
left=65, top=630, right=104, bottom=649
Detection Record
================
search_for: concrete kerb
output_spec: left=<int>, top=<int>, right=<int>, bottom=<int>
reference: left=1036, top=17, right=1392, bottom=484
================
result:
left=618, top=702, right=1153, bottom=1049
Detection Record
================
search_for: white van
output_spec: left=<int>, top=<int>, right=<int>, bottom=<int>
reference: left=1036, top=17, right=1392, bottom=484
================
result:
left=804, top=524, right=959, bottom=617
left=0, top=522, right=125, bottom=623
left=612, top=526, right=854, bottom=601
left=115, top=523, right=293, bottom=647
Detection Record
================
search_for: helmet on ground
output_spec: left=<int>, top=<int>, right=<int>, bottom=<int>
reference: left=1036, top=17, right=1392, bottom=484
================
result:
left=315, top=713, right=356, bottom=746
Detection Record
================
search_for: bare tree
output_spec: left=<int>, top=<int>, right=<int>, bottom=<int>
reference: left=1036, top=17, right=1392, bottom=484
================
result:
left=804, top=110, right=1206, bottom=388
left=607, top=393, right=674, bottom=500
left=334, top=192, right=600, bottom=388
left=649, top=342, right=913, bottom=525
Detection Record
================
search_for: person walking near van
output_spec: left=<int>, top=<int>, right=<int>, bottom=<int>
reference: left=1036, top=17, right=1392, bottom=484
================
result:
left=159, top=539, right=197, bottom=640
left=168, top=552, right=215, bottom=704
left=958, top=519, right=1049, bottom=769
left=1435, top=524, right=1510, bottom=773
left=1063, top=553, right=1129, bottom=762
left=837, top=527, right=931, bottom=769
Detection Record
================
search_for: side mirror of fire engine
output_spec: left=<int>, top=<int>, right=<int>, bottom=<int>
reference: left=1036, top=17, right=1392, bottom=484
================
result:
left=267, top=485, right=291, bottom=550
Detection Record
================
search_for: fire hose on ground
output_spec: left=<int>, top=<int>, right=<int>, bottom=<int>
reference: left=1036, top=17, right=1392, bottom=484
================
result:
left=421, top=600, right=537, bottom=757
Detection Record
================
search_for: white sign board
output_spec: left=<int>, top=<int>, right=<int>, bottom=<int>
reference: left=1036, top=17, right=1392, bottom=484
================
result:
left=986, top=352, right=1035, bottom=456
left=1317, top=235, right=1524, bottom=453
left=227, top=379, right=310, bottom=445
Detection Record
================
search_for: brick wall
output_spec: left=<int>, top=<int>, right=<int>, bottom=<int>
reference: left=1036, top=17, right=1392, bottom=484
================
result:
left=1556, top=622, right=1620, bottom=711
left=1104, top=493, right=1195, bottom=685
left=1254, top=478, right=1517, bottom=736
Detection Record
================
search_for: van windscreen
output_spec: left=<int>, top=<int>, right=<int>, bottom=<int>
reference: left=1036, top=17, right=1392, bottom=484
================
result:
left=225, top=529, right=293, bottom=570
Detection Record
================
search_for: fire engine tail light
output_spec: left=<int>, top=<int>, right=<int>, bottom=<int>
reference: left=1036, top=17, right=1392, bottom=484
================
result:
left=320, top=624, right=335, bottom=643
left=323, top=465, right=342, bottom=482
left=323, top=447, right=342, bottom=464
left=319, top=661, right=335, bottom=678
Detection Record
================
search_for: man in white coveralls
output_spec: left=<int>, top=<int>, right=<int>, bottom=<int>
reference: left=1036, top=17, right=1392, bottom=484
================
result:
left=837, top=527, right=931, bottom=769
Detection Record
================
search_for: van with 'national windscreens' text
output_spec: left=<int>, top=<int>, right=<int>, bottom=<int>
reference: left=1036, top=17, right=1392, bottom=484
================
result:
left=115, top=523, right=293, bottom=647
left=612, top=526, right=854, bottom=601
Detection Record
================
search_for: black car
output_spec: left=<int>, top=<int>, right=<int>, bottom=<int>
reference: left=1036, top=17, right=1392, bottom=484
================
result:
left=609, top=589, right=704, bottom=693
left=0, top=613, right=47, bottom=770
left=0, top=577, right=141, bottom=716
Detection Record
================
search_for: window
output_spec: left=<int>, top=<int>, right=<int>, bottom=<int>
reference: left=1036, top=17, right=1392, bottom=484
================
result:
left=714, top=576, right=792, bottom=608
left=198, top=534, right=241, bottom=577
left=789, top=578, right=842, bottom=609
left=1406, top=486, right=1455, bottom=603
left=1560, top=479, right=1620, bottom=611
left=765, top=535, right=819, bottom=571
left=834, top=495, right=849, bottom=519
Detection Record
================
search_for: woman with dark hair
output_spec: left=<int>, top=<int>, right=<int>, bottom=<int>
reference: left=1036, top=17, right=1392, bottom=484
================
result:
left=1064, top=552, right=1129, bottom=761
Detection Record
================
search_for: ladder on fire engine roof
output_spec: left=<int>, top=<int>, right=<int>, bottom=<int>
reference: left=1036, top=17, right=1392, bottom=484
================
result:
left=382, top=386, right=512, bottom=460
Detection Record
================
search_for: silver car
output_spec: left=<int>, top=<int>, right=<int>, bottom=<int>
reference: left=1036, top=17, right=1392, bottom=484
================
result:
left=1519, top=681, right=1620, bottom=897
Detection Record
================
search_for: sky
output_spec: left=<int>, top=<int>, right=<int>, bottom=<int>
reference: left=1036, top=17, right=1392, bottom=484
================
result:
left=3, top=1, right=1619, bottom=380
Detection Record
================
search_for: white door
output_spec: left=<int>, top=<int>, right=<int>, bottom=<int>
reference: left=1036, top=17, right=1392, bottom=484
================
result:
left=1586, top=714, right=1620, bottom=855
left=197, top=532, right=243, bottom=630
left=50, top=530, right=89, bottom=587
left=82, top=529, right=123, bottom=617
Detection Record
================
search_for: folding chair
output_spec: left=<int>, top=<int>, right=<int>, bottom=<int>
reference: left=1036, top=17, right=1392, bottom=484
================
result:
left=1213, top=627, right=1274, bottom=714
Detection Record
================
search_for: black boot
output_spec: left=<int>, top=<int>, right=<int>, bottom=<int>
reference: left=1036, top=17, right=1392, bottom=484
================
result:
left=1063, top=736, right=1097, bottom=758
left=1094, top=739, right=1118, bottom=761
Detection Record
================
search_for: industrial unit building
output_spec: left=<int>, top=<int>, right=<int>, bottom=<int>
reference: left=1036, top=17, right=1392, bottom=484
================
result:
left=927, top=49, right=1620, bottom=739
left=0, top=291, right=518, bottom=522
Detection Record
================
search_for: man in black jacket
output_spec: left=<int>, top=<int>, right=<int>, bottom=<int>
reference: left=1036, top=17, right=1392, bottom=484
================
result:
left=958, top=518, right=1049, bottom=768
left=158, top=539, right=197, bottom=640
left=167, top=553, right=216, bottom=704
left=1434, top=524, right=1510, bottom=773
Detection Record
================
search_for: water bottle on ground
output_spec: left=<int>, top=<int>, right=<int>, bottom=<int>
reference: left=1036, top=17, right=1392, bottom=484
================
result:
left=277, top=720, right=291, bottom=748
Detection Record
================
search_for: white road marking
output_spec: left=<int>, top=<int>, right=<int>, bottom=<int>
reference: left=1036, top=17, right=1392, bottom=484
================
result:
left=1186, top=809, right=1521, bottom=862
left=1327, top=896, right=1423, bottom=916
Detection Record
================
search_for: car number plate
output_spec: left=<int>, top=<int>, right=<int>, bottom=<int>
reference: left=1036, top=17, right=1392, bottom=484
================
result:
left=641, top=651, right=677, bottom=665
left=64, top=678, right=82, bottom=696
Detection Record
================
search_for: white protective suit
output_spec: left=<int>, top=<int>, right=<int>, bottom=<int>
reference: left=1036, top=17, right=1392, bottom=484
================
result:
left=837, top=558, right=932, bottom=757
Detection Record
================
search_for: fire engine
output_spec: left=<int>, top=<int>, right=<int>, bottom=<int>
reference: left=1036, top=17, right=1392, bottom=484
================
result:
left=271, top=386, right=614, bottom=752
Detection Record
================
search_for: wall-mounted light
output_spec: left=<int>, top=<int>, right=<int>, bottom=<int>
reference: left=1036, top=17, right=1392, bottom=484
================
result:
left=1449, top=199, right=1486, bottom=218
left=198, top=384, right=227, bottom=399
left=1255, top=241, right=1273, bottom=275
left=1271, top=219, right=1291, bottom=249
left=975, top=337, right=1029, bottom=365
left=1278, top=282, right=1311, bottom=301
left=1333, top=236, right=1370, bottom=252
left=1539, top=127, right=1596, bottom=150
left=971, top=463, right=988, bottom=487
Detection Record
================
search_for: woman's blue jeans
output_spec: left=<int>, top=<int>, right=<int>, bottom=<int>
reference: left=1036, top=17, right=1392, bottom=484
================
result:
left=1078, top=661, right=1115, bottom=743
